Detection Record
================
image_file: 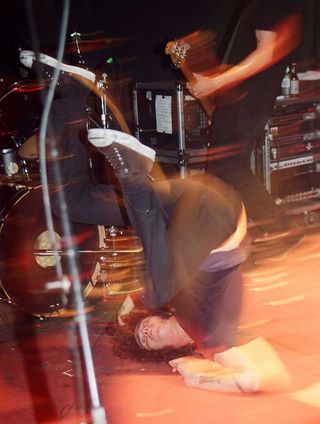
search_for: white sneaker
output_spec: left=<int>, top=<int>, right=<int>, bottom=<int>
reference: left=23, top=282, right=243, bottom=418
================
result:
left=88, top=128, right=156, bottom=177
left=20, top=50, right=96, bottom=83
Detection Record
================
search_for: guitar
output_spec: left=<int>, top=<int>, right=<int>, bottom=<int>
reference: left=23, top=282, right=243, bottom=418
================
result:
left=165, top=31, right=218, bottom=119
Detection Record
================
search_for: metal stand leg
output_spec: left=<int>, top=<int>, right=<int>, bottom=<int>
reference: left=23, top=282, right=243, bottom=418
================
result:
left=176, top=84, right=188, bottom=179
left=44, top=29, right=108, bottom=423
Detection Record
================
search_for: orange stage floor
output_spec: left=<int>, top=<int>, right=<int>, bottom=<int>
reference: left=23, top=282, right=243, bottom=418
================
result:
left=1, top=230, right=320, bottom=424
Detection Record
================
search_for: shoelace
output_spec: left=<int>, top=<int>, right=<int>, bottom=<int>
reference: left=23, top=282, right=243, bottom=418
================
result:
left=106, top=146, right=129, bottom=174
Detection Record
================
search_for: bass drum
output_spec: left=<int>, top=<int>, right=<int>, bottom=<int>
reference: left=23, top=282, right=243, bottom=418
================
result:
left=0, top=184, right=101, bottom=317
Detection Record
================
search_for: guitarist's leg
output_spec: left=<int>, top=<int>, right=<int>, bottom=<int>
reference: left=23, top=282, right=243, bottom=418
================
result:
left=212, top=159, right=284, bottom=233
left=206, top=105, right=285, bottom=234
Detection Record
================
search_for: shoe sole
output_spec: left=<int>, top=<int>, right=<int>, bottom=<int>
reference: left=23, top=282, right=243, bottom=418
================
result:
left=20, top=50, right=96, bottom=83
left=88, top=128, right=156, bottom=163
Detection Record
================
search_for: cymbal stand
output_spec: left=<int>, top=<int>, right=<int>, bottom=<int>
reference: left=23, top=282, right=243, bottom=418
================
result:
left=72, top=30, right=110, bottom=130
left=96, top=73, right=108, bottom=129
left=70, top=31, right=86, bottom=65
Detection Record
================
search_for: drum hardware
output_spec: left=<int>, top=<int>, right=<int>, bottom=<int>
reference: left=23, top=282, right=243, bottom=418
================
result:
left=19, top=159, right=33, bottom=181
left=95, top=260, right=144, bottom=299
left=86, top=74, right=114, bottom=131
left=33, top=246, right=143, bottom=256
left=96, top=73, right=109, bottom=129
left=70, top=32, right=86, bottom=66
left=0, top=147, right=21, bottom=176
left=99, top=273, right=144, bottom=298
left=83, top=226, right=145, bottom=300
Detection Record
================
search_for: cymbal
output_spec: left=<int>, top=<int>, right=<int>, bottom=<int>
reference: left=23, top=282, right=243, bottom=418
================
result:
left=65, top=37, right=127, bottom=53
left=18, top=133, right=75, bottom=163
left=44, top=36, right=131, bottom=55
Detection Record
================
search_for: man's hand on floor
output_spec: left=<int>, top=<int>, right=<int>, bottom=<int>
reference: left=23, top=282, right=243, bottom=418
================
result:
left=168, top=356, right=257, bottom=392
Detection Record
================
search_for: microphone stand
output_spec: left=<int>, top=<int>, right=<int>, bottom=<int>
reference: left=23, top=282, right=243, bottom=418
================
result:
left=67, top=31, right=108, bottom=424
left=42, top=26, right=107, bottom=422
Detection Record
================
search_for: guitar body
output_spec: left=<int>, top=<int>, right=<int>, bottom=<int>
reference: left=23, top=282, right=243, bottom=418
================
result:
left=165, top=31, right=246, bottom=121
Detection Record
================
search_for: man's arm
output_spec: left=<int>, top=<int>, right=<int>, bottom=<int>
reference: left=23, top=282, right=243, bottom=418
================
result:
left=188, top=14, right=301, bottom=99
left=168, top=338, right=292, bottom=393
left=169, top=356, right=260, bottom=392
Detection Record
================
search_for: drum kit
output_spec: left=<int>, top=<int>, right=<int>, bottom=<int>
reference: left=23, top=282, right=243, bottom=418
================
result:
left=0, top=36, right=144, bottom=318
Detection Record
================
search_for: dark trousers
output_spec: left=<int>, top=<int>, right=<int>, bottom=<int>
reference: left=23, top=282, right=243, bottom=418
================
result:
left=122, top=177, right=247, bottom=348
left=46, top=81, right=128, bottom=227
left=207, top=66, right=288, bottom=233
left=213, top=163, right=284, bottom=231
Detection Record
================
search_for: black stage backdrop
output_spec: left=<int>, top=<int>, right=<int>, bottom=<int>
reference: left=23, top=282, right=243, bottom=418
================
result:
left=0, top=0, right=215, bottom=80
left=0, top=0, right=317, bottom=129
left=0, top=0, right=317, bottom=81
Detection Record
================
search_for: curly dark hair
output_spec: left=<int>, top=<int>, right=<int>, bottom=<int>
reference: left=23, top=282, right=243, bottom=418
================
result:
left=105, top=305, right=196, bottom=362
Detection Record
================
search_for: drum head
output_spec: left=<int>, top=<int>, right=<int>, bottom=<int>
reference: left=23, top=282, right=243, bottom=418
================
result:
left=0, top=186, right=100, bottom=316
left=18, top=133, right=39, bottom=160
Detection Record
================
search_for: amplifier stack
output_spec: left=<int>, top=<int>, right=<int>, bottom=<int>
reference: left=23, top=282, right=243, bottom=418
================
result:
left=133, top=81, right=212, bottom=178
left=256, top=92, right=320, bottom=209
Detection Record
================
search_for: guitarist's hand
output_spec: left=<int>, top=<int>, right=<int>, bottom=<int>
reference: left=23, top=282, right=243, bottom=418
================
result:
left=187, top=72, right=222, bottom=99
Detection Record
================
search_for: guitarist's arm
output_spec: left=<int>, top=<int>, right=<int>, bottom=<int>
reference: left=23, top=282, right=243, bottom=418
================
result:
left=188, top=14, right=300, bottom=99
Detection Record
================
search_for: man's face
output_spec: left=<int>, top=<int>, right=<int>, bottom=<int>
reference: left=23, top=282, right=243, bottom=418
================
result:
left=134, top=315, right=190, bottom=351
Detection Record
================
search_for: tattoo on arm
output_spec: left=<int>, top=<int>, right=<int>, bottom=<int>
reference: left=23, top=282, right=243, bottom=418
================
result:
left=198, top=375, right=245, bottom=392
